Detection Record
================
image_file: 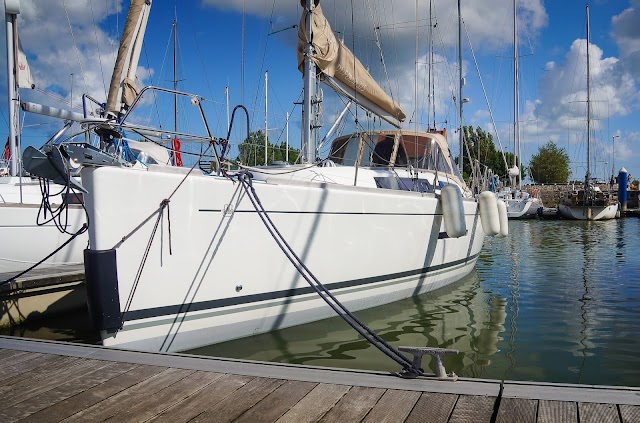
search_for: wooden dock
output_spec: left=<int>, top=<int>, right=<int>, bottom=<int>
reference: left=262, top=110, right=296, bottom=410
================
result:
left=0, top=264, right=85, bottom=327
left=0, top=336, right=638, bottom=422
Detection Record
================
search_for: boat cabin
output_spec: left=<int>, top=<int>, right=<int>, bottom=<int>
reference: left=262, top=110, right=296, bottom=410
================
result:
left=329, top=130, right=461, bottom=179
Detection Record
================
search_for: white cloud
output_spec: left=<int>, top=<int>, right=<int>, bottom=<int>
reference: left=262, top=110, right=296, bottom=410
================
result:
left=535, top=39, right=636, bottom=133
left=10, top=0, right=154, bottom=113
left=612, top=4, right=640, bottom=78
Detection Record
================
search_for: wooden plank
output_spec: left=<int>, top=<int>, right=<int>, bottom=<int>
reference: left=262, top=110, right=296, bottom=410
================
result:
left=0, top=361, right=136, bottom=423
left=578, top=403, right=621, bottom=423
left=234, top=380, right=317, bottom=423
left=361, top=389, right=421, bottom=423
left=0, top=351, right=44, bottom=370
left=0, top=355, right=79, bottom=391
left=537, top=400, right=578, bottom=423
left=61, top=367, right=195, bottom=423
left=0, top=337, right=501, bottom=397
left=0, top=348, right=31, bottom=361
left=276, top=383, right=350, bottom=423
left=0, top=358, right=110, bottom=408
left=0, top=353, right=54, bottom=383
left=620, top=405, right=640, bottom=423
left=448, top=395, right=496, bottom=423
left=405, top=392, right=458, bottom=423
left=495, top=397, right=537, bottom=423
left=504, top=381, right=640, bottom=406
left=318, top=386, right=385, bottom=423
left=147, top=374, right=255, bottom=423
left=190, top=377, right=285, bottom=423
left=19, top=365, right=167, bottom=423
left=102, top=370, right=223, bottom=423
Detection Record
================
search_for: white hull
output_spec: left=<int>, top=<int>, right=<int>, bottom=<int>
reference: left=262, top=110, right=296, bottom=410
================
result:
left=504, top=197, right=534, bottom=219
left=0, top=177, right=87, bottom=273
left=82, top=166, right=485, bottom=352
left=496, top=188, right=540, bottom=219
left=558, top=203, right=618, bottom=220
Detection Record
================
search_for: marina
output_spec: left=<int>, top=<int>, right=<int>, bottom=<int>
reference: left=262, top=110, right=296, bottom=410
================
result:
left=2, top=0, right=640, bottom=420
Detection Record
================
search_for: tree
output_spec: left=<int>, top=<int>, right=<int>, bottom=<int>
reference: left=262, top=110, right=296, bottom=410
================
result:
left=236, top=130, right=300, bottom=166
left=528, top=141, right=570, bottom=184
left=461, top=126, right=515, bottom=179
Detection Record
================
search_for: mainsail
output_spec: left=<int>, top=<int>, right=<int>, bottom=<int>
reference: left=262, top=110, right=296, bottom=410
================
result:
left=297, top=2, right=406, bottom=127
left=106, top=0, right=152, bottom=117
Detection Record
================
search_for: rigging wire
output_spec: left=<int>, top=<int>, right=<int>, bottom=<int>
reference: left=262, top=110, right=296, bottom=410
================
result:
left=89, top=0, right=108, bottom=100
left=61, top=0, right=90, bottom=97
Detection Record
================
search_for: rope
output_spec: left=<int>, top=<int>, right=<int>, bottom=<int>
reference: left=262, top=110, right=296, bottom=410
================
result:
left=119, top=198, right=172, bottom=330
left=0, top=223, right=88, bottom=287
left=236, top=171, right=423, bottom=376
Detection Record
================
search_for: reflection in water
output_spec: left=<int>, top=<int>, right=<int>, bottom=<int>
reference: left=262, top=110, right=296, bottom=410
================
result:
left=0, top=309, right=100, bottom=344
left=4, top=220, right=640, bottom=386
left=189, top=272, right=507, bottom=378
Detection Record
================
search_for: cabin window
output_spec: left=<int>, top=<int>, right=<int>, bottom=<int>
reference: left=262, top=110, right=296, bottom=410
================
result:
left=329, top=134, right=373, bottom=166
left=371, top=135, right=407, bottom=166
left=129, top=149, right=158, bottom=166
left=374, top=177, right=433, bottom=193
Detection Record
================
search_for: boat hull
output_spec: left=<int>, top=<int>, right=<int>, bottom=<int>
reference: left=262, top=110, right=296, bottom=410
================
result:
left=558, top=203, right=618, bottom=220
left=0, top=178, right=87, bottom=273
left=82, top=166, right=485, bottom=352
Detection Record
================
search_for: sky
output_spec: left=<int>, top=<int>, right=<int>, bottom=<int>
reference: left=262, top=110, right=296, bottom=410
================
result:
left=1, top=0, right=639, bottom=183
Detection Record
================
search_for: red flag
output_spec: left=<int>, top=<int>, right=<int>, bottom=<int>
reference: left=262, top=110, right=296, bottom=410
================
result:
left=172, top=138, right=183, bottom=167
left=3, top=138, right=10, bottom=161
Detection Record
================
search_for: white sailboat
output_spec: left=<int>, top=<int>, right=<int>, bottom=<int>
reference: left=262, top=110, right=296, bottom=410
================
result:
left=27, top=0, right=505, bottom=353
left=0, top=1, right=87, bottom=274
left=495, top=0, right=542, bottom=219
left=558, top=5, right=617, bottom=221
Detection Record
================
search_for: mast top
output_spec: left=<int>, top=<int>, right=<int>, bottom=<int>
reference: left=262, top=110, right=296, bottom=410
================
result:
left=5, top=0, right=20, bottom=15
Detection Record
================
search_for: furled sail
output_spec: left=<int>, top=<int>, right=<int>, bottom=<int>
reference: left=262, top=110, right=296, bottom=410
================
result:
left=297, top=1, right=406, bottom=127
left=106, top=0, right=152, bottom=117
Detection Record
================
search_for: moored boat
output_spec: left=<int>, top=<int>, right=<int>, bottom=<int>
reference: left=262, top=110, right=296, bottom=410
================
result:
left=25, top=0, right=503, bottom=353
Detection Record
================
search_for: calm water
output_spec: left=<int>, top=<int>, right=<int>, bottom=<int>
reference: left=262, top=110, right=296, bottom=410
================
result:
left=187, top=218, right=640, bottom=387
left=4, top=219, right=639, bottom=386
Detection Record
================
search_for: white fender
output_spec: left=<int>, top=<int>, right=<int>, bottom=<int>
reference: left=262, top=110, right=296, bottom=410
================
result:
left=441, top=185, right=466, bottom=238
left=478, top=191, right=500, bottom=236
left=496, top=200, right=509, bottom=238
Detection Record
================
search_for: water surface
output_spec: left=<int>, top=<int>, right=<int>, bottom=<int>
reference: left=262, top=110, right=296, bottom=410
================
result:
left=187, top=218, right=640, bottom=387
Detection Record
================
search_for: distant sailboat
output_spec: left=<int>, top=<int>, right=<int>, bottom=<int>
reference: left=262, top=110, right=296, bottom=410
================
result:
left=495, top=0, right=542, bottom=219
left=558, top=5, right=617, bottom=221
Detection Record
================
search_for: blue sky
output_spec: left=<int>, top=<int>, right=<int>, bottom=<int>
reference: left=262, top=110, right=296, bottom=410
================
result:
left=2, top=0, right=639, bottom=182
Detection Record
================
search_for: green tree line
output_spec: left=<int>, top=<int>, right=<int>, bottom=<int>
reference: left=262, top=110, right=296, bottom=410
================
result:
left=459, top=125, right=570, bottom=184
left=236, top=130, right=300, bottom=166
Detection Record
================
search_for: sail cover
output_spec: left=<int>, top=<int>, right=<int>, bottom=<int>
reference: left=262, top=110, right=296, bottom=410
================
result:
left=106, top=0, right=152, bottom=116
left=297, top=2, right=406, bottom=127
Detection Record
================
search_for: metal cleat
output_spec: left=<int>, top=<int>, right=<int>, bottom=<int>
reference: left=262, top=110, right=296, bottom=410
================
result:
left=398, top=346, right=459, bottom=381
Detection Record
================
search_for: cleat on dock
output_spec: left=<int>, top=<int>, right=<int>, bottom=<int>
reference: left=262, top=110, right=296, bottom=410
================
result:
left=398, top=346, right=459, bottom=381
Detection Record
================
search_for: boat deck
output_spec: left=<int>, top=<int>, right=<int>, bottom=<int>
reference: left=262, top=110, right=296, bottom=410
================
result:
left=0, top=336, right=638, bottom=422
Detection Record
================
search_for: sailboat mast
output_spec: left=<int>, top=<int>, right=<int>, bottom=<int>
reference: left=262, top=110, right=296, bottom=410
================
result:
left=5, top=0, right=19, bottom=176
left=301, top=0, right=316, bottom=164
left=427, top=0, right=432, bottom=129
left=586, top=4, right=591, bottom=188
left=173, top=20, right=178, bottom=135
left=458, top=0, right=464, bottom=173
left=513, top=0, right=521, bottom=188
